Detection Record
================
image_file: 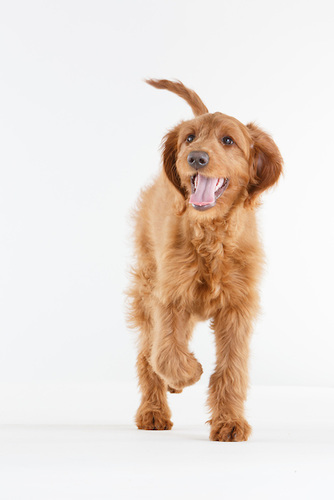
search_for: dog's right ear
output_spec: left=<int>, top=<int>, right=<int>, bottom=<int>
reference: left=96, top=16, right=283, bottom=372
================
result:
left=162, top=126, right=187, bottom=199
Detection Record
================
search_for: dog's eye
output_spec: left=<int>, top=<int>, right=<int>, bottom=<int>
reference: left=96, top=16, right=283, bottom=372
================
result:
left=186, top=134, right=195, bottom=143
left=221, top=136, right=234, bottom=145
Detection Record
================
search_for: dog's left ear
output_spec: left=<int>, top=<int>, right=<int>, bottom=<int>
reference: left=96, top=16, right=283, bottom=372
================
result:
left=162, top=126, right=187, bottom=199
left=245, top=123, right=283, bottom=206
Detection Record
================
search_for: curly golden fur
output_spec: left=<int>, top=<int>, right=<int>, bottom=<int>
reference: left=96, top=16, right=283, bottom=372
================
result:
left=127, top=79, right=283, bottom=441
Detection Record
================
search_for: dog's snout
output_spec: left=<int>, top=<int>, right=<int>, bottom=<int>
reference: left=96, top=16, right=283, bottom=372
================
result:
left=187, top=151, right=209, bottom=170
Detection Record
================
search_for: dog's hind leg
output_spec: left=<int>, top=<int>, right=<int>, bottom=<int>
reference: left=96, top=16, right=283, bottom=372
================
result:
left=128, top=274, right=173, bottom=430
left=135, top=349, right=173, bottom=430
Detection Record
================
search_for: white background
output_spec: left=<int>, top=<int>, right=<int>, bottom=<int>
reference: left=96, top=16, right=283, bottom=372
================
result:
left=0, top=0, right=334, bottom=423
left=1, top=2, right=334, bottom=499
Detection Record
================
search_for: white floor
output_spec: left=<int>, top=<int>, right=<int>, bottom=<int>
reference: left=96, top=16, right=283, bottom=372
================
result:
left=0, top=385, right=333, bottom=500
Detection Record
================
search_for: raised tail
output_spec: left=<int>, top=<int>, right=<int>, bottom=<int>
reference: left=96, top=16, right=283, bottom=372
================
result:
left=146, top=79, right=208, bottom=116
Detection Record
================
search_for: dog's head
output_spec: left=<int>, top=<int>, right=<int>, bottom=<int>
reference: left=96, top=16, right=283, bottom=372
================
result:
left=147, top=79, right=283, bottom=217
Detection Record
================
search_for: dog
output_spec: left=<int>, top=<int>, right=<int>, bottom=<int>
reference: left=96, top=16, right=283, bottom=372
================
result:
left=127, top=79, right=283, bottom=441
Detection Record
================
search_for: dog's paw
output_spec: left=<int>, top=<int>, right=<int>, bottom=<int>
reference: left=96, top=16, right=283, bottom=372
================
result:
left=171, top=353, right=203, bottom=389
left=209, top=418, right=251, bottom=442
left=154, top=347, right=203, bottom=390
left=136, top=409, right=173, bottom=430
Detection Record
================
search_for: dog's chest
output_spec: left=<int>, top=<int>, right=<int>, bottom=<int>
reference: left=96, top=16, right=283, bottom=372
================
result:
left=163, top=242, right=247, bottom=317
left=191, top=251, right=245, bottom=315
left=157, top=218, right=253, bottom=316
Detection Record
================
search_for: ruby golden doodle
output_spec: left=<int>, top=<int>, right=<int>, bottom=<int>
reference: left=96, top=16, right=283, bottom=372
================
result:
left=127, top=79, right=283, bottom=441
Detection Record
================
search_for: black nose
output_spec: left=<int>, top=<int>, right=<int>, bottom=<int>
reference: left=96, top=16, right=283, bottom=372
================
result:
left=187, top=151, right=209, bottom=169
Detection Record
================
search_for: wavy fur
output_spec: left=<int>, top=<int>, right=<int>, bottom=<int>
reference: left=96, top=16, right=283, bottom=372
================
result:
left=127, top=80, right=282, bottom=440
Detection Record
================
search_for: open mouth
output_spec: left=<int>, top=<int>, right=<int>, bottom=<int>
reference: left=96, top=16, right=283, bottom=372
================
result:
left=189, top=173, right=229, bottom=211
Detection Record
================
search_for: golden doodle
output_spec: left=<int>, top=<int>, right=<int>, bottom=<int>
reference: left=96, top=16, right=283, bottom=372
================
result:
left=127, top=79, right=283, bottom=441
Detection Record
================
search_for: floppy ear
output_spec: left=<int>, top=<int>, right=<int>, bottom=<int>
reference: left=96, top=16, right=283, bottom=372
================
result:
left=162, top=126, right=187, bottom=199
left=245, top=123, right=283, bottom=206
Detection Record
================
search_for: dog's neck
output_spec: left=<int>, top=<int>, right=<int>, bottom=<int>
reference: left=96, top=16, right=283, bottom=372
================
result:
left=184, top=203, right=245, bottom=257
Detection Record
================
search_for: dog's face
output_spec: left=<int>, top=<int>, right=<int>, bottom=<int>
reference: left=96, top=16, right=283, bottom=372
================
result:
left=173, top=112, right=252, bottom=214
left=163, top=112, right=283, bottom=218
left=147, top=79, right=283, bottom=218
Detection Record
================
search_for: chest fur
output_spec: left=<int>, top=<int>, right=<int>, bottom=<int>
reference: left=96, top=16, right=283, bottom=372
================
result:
left=156, top=229, right=252, bottom=318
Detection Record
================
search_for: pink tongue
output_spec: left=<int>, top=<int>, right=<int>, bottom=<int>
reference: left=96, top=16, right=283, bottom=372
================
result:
left=189, top=174, right=218, bottom=206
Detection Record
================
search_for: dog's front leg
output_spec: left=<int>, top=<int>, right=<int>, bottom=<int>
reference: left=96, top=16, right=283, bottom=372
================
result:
left=150, top=302, right=202, bottom=391
left=208, top=304, right=255, bottom=442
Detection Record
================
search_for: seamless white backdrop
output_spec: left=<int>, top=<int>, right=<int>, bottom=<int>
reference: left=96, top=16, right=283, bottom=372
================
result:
left=0, top=0, right=334, bottom=423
